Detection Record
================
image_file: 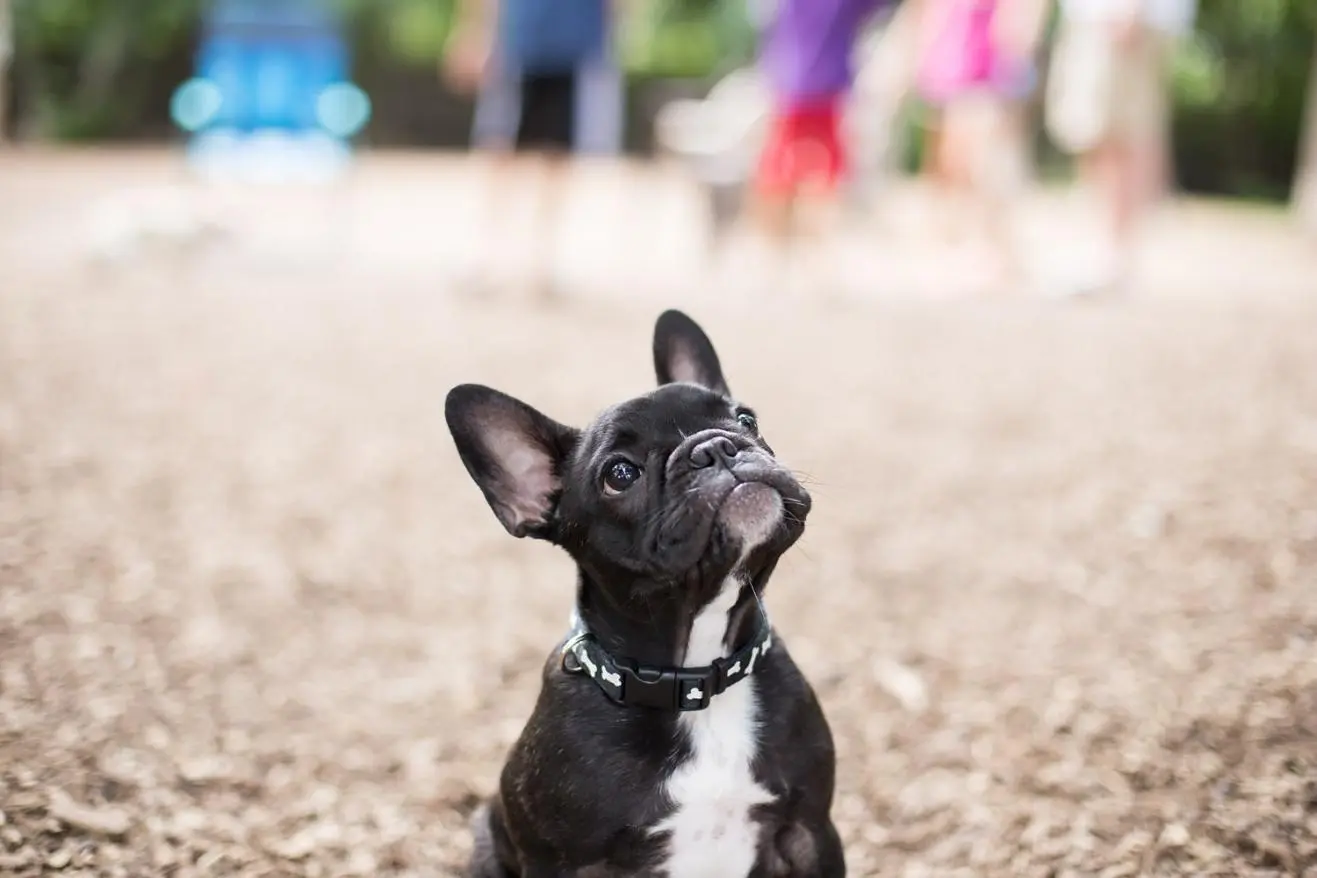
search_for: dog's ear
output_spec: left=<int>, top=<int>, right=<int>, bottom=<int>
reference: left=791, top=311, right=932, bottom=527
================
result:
left=444, top=384, right=579, bottom=540
left=653, top=309, right=730, bottom=396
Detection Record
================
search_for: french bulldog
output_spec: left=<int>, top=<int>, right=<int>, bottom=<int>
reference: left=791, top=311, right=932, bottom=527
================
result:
left=445, top=310, right=842, bottom=877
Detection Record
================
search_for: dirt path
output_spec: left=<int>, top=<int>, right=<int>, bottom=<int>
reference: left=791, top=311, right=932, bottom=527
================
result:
left=1, top=151, right=1316, bottom=877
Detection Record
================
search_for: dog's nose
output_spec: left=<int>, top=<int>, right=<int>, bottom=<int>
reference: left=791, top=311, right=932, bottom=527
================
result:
left=690, top=435, right=739, bottom=469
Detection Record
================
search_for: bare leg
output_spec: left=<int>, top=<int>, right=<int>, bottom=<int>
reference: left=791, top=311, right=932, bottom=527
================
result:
left=750, top=186, right=796, bottom=243
left=1108, top=142, right=1138, bottom=255
left=791, top=187, right=846, bottom=298
left=529, top=150, right=571, bottom=300
left=463, top=147, right=521, bottom=293
left=926, top=113, right=972, bottom=244
left=1088, top=138, right=1141, bottom=278
left=1064, top=135, right=1149, bottom=297
left=737, top=187, right=798, bottom=295
left=977, top=99, right=1031, bottom=293
left=938, top=96, right=1013, bottom=294
left=1082, top=35, right=1171, bottom=293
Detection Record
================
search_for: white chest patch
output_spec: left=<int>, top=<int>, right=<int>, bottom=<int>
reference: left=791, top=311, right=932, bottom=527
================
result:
left=652, top=576, right=774, bottom=878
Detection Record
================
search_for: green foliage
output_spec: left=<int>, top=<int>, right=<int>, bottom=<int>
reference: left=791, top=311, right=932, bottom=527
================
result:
left=620, top=0, right=755, bottom=79
left=1169, top=0, right=1315, bottom=199
left=332, top=0, right=457, bottom=67
left=15, top=0, right=203, bottom=63
left=12, top=0, right=206, bottom=138
left=381, top=0, right=455, bottom=65
left=1172, top=35, right=1226, bottom=109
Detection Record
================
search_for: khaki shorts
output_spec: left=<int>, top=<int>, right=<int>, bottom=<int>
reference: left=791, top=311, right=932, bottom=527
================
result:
left=1045, top=21, right=1171, bottom=155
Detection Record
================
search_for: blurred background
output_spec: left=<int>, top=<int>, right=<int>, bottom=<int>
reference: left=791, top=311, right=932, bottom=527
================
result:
left=1, top=0, right=1314, bottom=295
left=2, top=2, right=1317, bottom=877
left=2, top=0, right=1314, bottom=194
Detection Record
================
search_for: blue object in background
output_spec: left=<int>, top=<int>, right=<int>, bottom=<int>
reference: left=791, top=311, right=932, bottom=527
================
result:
left=172, top=0, right=371, bottom=183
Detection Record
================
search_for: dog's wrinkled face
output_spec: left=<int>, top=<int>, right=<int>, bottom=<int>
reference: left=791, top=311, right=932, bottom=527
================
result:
left=445, top=311, right=811, bottom=600
left=560, top=379, right=809, bottom=586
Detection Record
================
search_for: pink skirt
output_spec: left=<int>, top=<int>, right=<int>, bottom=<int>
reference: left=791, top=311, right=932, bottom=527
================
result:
left=916, top=0, right=1034, bottom=104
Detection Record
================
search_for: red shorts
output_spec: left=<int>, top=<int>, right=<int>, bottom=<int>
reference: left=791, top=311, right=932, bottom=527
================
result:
left=754, top=98, right=847, bottom=197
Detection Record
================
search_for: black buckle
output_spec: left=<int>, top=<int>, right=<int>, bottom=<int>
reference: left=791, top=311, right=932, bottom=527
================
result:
left=614, top=661, right=715, bottom=712
left=559, top=609, right=773, bottom=713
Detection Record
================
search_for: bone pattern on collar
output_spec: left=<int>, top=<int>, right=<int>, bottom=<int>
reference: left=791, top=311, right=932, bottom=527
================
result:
left=561, top=603, right=773, bottom=713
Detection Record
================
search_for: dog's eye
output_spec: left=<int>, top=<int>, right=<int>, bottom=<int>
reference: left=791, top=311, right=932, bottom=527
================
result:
left=737, top=412, right=759, bottom=434
left=603, top=460, right=642, bottom=494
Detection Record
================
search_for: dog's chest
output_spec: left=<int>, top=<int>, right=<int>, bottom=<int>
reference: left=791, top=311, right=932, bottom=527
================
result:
left=650, top=583, right=774, bottom=878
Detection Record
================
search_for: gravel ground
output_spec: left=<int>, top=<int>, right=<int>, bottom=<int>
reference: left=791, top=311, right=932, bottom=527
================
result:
left=1, top=150, right=1316, bottom=877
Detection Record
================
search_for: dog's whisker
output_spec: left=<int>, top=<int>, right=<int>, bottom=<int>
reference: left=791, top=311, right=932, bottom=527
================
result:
left=789, top=470, right=824, bottom=488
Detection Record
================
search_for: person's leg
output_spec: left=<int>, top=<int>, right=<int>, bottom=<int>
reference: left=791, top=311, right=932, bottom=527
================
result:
left=1076, top=138, right=1118, bottom=249
left=932, top=99, right=984, bottom=246
left=515, top=71, right=577, bottom=299
left=930, top=92, right=1003, bottom=289
left=749, top=102, right=800, bottom=245
left=532, top=151, right=571, bottom=299
left=465, top=147, right=526, bottom=290
left=921, top=109, right=953, bottom=238
left=570, top=51, right=627, bottom=274
left=1100, top=130, right=1168, bottom=290
left=721, top=101, right=802, bottom=296
left=1109, top=140, right=1141, bottom=256
left=741, top=182, right=798, bottom=295
left=573, top=52, right=624, bottom=156
left=466, top=58, right=525, bottom=290
left=1126, top=34, right=1175, bottom=236
left=930, top=94, right=995, bottom=292
left=923, top=112, right=946, bottom=185
left=1092, top=136, right=1150, bottom=285
left=1089, top=27, right=1170, bottom=292
left=743, top=100, right=801, bottom=292
left=1066, top=127, right=1154, bottom=296
left=789, top=98, right=850, bottom=296
left=972, top=95, right=1032, bottom=292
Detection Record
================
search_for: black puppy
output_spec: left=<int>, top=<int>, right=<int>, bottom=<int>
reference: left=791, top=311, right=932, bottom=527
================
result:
left=445, top=310, right=843, bottom=877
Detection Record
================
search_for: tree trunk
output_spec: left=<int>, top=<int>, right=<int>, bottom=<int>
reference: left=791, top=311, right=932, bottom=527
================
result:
left=1297, top=36, right=1317, bottom=237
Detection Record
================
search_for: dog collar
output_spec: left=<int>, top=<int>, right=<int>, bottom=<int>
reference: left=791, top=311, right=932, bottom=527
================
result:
left=559, top=609, right=773, bottom=712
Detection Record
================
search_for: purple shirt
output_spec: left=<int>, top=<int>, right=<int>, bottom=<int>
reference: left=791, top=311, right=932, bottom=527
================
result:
left=759, top=0, right=886, bottom=102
